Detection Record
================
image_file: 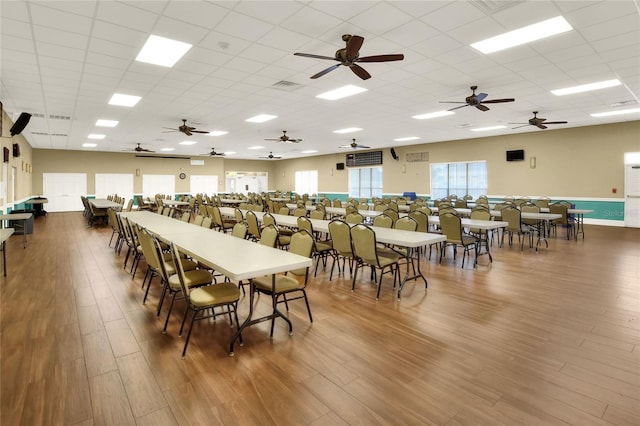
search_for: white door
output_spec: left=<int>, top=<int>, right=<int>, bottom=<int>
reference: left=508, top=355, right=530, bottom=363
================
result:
left=625, top=164, right=640, bottom=228
left=43, top=173, right=87, bottom=212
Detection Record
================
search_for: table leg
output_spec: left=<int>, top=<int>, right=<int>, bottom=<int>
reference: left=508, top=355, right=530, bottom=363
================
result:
left=22, top=219, right=27, bottom=249
left=397, top=247, right=427, bottom=300
left=2, top=241, right=6, bottom=276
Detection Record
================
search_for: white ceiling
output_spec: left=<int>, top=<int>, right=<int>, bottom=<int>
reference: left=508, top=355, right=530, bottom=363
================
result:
left=1, top=0, right=639, bottom=160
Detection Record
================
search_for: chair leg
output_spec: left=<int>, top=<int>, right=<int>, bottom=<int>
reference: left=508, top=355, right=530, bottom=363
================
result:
left=181, top=308, right=197, bottom=359
left=162, top=292, right=177, bottom=334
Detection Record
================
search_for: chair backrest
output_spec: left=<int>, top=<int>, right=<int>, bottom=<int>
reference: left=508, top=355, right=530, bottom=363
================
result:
left=394, top=216, right=417, bottom=231
left=259, top=224, right=278, bottom=248
left=201, top=216, right=213, bottom=229
left=535, top=199, right=550, bottom=208
left=137, top=227, right=161, bottom=271
left=234, top=208, right=244, bottom=223
left=232, top=222, right=248, bottom=239
left=332, top=199, right=342, bottom=207
left=387, top=202, right=399, bottom=212
left=328, top=220, right=353, bottom=257
left=418, top=206, right=432, bottom=216
left=475, top=198, right=489, bottom=205
left=350, top=224, right=380, bottom=266
left=383, top=208, right=399, bottom=224
left=180, top=212, right=190, bottom=223
left=439, top=212, right=463, bottom=244
left=288, top=230, right=315, bottom=276
left=345, top=212, right=364, bottom=224
left=293, top=207, right=307, bottom=217
left=125, top=199, right=133, bottom=211
left=193, top=214, right=204, bottom=226
left=438, top=206, right=457, bottom=216
left=278, top=206, right=290, bottom=215
left=357, top=202, right=369, bottom=211
left=151, top=234, right=172, bottom=283
left=246, top=210, right=261, bottom=239
left=373, top=203, right=387, bottom=212
left=470, top=208, right=490, bottom=221
left=408, top=211, right=428, bottom=232
left=169, top=242, right=191, bottom=297
left=521, top=203, right=540, bottom=225
left=549, top=203, right=568, bottom=224
left=454, top=200, right=467, bottom=208
left=297, top=216, right=313, bottom=235
left=310, top=210, right=325, bottom=220
left=345, top=205, right=358, bottom=215
left=372, top=214, right=393, bottom=228
left=501, top=207, right=522, bottom=232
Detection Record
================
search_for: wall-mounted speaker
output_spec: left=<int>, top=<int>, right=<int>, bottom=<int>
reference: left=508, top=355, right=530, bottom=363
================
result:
left=3, top=147, right=9, bottom=163
left=10, top=112, right=31, bottom=136
left=12, top=143, right=20, bottom=158
left=336, top=162, right=345, bottom=170
left=390, top=147, right=399, bottom=161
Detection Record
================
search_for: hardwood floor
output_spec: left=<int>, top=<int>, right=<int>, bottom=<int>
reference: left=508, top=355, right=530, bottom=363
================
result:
left=1, top=212, right=639, bottom=425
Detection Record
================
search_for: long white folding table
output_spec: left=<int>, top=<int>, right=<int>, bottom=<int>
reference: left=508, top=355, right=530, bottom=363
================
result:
left=226, top=209, right=447, bottom=299
left=0, top=213, right=32, bottom=248
left=90, top=198, right=122, bottom=209
left=428, top=216, right=508, bottom=262
left=1, top=228, right=15, bottom=275
left=121, top=211, right=312, bottom=355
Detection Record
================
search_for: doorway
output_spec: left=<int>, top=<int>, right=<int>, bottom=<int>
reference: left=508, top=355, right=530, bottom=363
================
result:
left=624, top=152, right=640, bottom=228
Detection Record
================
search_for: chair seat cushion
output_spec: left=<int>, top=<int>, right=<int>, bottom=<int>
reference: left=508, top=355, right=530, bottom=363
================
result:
left=315, top=241, right=332, bottom=252
left=168, top=269, right=213, bottom=290
left=252, top=275, right=300, bottom=293
left=164, top=259, right=198, bottom=275
left=189, top=283, right=240, bottom=307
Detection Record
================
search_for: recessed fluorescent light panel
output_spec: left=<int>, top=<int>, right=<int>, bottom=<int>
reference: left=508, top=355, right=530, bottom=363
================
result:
left=590, top=108, right=640, bottom=117
left=471, top=16, right=573, bottom=54
left=108, top=93, right=141, bottom=107
left=135, top=35, right=192, bottom=67
left=333, top=127, right=362, bottom=134
left=207, top=130, right=228, bottom=136
left=394, top=137, right=419, bottom=142
left=470, top=125, right=507, bottom=132
left=245, top=114, right=277, bottom=123
left=412, top=110, right=454, bottom=120
left=179, top=141, right=197, bottom=145
left=88, top=134, right=105, bottom=139
left=248, top=146, right=264, bottom=150
left=95, top=119, right=118, bottom=127
left=316, top=85, right=367, bottom=100
left=160, top=147, right=175, bottom=152
left=82, top=143, right=97, bottom=148
left=551, top=79, right=622, bottom=96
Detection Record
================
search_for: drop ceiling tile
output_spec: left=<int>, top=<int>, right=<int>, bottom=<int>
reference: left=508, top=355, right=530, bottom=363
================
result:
left=579, top=14, right=640, bottom=42
left=163, top=1, right=228, bottom=29
left=307, top=1, right=377, bottom=20
left=233, top=1, right=304, bottom=25
left=564, top=1, right=637, bottom=28
left=446, top=16, right=506, bottom=45
left=423, top=2, right=486, bottom=32
left=33, top=25, right=89, bottom=50
left=237, top=43, right=290, bottom=65
left=411, top=33, right=464, bottom=57
left=348, top=2, right=413, bottom=34
left=36, top=42, right=86, bottom=63
left=38, top=0, right=98, bottom=17
left=29, top=3, right=93, bottom=33
left=591, top=31, right=640, bottom=52
left=382, top=19, right=439, bottom=46
left=96, top=2, right=158, bottom=32
left=88, top=38, right=139, bottom=61
left=91, top=20, right=147, bottom=47
left=279, top=8, right=343, bottom=39
left=214, top=10, right=275, bottom=42
left=1, top=18, right=33, bottom=39
left=151, top=16, right=210, bottom=45
left=199, top=32, right=251, bottom=56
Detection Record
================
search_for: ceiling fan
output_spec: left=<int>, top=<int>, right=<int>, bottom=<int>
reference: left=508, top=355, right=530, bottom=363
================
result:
left=339, top=138, right=370, bottom=149
left=294, top=34, right=404, bottom=80
left=202, top=147, right=225, bottom=156
left=264, top=130, right=302, bottom=144
left=510, top=111, right=568, bottom=130
left=440, top=85, right=515, bottom=112
left=124, top=143, right=154, bottom=153
left=162, top=119, right=210, bottom=136
left=259, top=152, right=282, bottom=159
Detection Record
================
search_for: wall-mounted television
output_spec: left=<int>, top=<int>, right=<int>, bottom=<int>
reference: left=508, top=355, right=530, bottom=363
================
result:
left=506, top=149, right=525, bottom=161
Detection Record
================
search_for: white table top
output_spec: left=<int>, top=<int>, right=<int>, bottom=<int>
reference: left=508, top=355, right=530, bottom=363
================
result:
left=0, top=228, right=15, bottom=242
left=90, top=199, right=122, bottom=209
left=219, top=198, right=244, bottom=204
left=427, top=216, right=508, bottom=230
left=162, top=200, right=190, bottom=206
left=0, top=213, right=33, bottom=221
left=120, top=211, right=311, bottom=281
left=28, top=198, right=48, bottom=204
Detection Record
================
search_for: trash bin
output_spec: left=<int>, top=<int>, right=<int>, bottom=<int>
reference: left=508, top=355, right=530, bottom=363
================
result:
left=9, top=209, right=35, bottom=235
left=402, top=192, right=417, bottom=201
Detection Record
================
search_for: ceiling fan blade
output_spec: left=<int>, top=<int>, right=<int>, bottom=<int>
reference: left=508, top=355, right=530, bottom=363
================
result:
left=350, top=64, right=371, bottom=80
left=482, top=98, right=515, bottom=104
left=294, top=52, right=337, bottom=61
left=190, top=130, right=210, bottom=134
left=357, top=144, right=371, bottom=149
left=357, top=54, right=404, bottom=63
left=476, top=93, right=489, bottom=102
left=311, top=64, right=341, bottom=79
left=475, top=104, right=490, bottom=112
left=439, top=101, right=465, bottom=104
left=264, top=138, right=280, bottom=141
left=162, top=127, right=178, bottom=130
left=536, top=124, right=548, bottom=129
left=511, top=124, right=530, bottom=129
left=543, top=121, right=568, bottom=125
left=447, top=104, right=469, bottom=111
left=346, top=35, right=364, bottom=58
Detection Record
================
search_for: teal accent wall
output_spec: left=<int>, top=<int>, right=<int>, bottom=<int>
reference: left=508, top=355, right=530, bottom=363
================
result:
left=572, top=200, right=624, bottom=221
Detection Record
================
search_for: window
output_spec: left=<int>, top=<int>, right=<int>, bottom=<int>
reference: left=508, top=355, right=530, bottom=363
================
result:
left=142, top=174, right=175, bottom=198
left=95, top=173, right=134, bottom=201
left=295, top=170, right=318, bottom=195
left=430, top=161, right=487, bottom=199
left=349, top=167, right=382, bottom=198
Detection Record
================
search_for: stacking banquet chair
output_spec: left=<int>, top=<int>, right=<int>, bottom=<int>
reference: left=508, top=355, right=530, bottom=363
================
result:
left=231, top=222, right=248, bottom=240
left=297, top=216, right=333, bottom=277
left=250, top=230, right=315, bottom=338
left=521, top=202, right=547, bottom=250
left=245, top=210, right=262, bottom=241
left=118, top=215, right=142, bottom=275
left=136, top=228, right=199, bottom=305
left=152, top=235, right=214, bottom=333
left=549, top=202, right=575, bottom=240
left=169, top=242, right=241, bottom=358
left=211, top=205, right=236, bottom=233
left=391, top=216, right=419, bottom=274
left=439, top=212, right=479, bottom=268
left=372, top=214, right=393, bottom=228
left=258, top=224, right=278, bottom=248
left=345, top=212, right=364, bottom=224
left=350, top=224, right=402, bottom=300
left=500, top=207, right=533, bottom=251
left=262, top=213, right=291, bottom=249
left=107, top=208, right=123, bottom=251
left=328, top=219, right=356, bottom=280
